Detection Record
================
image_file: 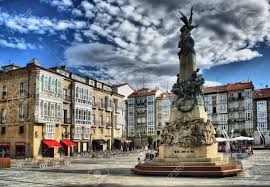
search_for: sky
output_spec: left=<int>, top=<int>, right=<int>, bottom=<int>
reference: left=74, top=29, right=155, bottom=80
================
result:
left=0, top=0, right=269, bottom=90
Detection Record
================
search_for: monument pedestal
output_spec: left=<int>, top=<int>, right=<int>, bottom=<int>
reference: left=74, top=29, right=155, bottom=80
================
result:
left=132, top=105, right=242, bottom=177
left=133, top=143, right=242, bottom=177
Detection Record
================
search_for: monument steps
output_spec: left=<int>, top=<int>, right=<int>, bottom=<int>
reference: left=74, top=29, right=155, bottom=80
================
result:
left=132, top=166, right=242, bottom=177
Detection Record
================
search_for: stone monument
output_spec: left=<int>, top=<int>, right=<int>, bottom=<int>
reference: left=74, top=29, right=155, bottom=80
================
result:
left=132, top=7, right=242, bottom=177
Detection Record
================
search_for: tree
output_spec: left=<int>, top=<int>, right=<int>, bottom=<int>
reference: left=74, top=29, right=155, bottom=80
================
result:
left=240, top=129, right=249, bottom=137
left=147, top=135, right=155, bottom=147
left=215, top=130, right=220, bottom=138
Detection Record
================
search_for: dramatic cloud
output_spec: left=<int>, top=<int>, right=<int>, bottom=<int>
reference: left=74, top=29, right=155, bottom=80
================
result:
left=1, top=0, right=270, bottom=89
left=64, top=0, right=270, bottom=89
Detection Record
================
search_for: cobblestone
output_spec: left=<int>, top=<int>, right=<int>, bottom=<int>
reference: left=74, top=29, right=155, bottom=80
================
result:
left=0, top=150, right=270, bottom=186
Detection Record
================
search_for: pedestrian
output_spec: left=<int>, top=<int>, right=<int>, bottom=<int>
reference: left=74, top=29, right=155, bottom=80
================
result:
left=0, top=148, right=5, bottom=157
left=137, top=157, right=142, bottom=164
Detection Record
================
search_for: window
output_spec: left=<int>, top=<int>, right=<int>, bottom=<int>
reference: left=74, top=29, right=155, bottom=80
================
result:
left=79, top=87, right=82, bottom=99
left=1, top=108, right=7, bottom=123
left=1, top=127, right=5, bottom=134
left=75, top=86, right=78, bottom=98
left=45, top=124, right=55, bottom=139
left=19, top=126, right=24, bottom=134
left=213, top=107, right=217, bottom=114
left=44, top=102, right=48, bottom=116
left=99, top=115, right=103, bottom=126
left=100, top=98, right=104, bottom=108
left=2, top=85, right=7, bottom=99
left=44, top=76, right=48, bottom=91
left=52, top=79, right=56, bottom=92
left=40, top=101, right=43, bottom=117
left=50, top=103, right=55, bottom=118
left=87, top=111, right=91, bottom=123
left=83, top=110, right=87, bottom=122
left=20, top=82, right=25, bottom=97
left=107, top=116, right=111, bottom=126
left=19, top=105, right=25, bottom=121
left=92, top=114, right=95, bottom=126
left=57, top=104, right=61, bottom=119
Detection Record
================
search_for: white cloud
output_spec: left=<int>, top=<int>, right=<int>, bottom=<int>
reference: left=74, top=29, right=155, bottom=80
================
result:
left=0, top=38, right=39, bottom=50
left=204, top=81, right=222, bottom=87
left=64, top=0, right=270, bottom=89
left=40, top=0, right=73, bottom=11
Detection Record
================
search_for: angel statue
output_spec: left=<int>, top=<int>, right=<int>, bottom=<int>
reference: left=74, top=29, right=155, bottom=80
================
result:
left=178, top=7, right=198, bottom=56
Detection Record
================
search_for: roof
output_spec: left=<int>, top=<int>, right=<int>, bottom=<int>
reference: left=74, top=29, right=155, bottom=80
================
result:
left=128, top=88, right=157, bottom=98
left=203, top=81, right=254, bottom=95
left=112, top=83, right=128, bottom=87
left=254, top=88, right=270, bottom=99
left=226, top=81, right=254, bottom=91
left=202, top=85, right=227, bottom=94
left=112, top=83, right=135, bottom=91
left=156, top=92, right=174, bottom=100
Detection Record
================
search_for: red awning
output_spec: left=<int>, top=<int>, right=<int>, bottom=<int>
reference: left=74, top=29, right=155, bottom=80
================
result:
left=0, top=142, right=10, bottom=147
left=42, top=140, right=62, bottom=148
left=16, top=142, right=25, bottom=147
left=61, top=140, right=77, bottom=147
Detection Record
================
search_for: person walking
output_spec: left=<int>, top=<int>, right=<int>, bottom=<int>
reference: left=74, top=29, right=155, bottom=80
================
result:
left=0, top=148, right=5, bottom=157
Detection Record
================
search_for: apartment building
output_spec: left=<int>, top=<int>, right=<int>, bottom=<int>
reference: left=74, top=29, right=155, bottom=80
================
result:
left=203, top=81, right=254, bottom=137
left=51, top=66, right=125, bottom=152
left=127, top=87, right=164, bottom=147
left=155, top=92, right=173, bottom=147
left=0, top=61, right=73, bottom=158
left=112, top=83, right=135, bottom=138
left=0, top=61, right=125, bottom=158
left=253, top=88, right=270, bottom=145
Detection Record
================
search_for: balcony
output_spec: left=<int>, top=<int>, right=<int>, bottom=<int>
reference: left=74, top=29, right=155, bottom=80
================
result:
left=83, top=133, right=90, bottom=139
left=99, top=103, right=105, bottom=110
left=105, top=105, right=113, bottom=112
left=136, top=102, right=146, bottom=107
left=93, top=101, right=98, bottom=109
left=62, top=132, right=69, bottom=139
left=64, top=95, right=71, bottom=102
left=44, top=133, right=55, bottom=140
left=106, top=122, right=112, bottom=127
left=136, top=112, right=146, bottom=117
left=228, top=96, right=244, bottom=102
left=73, top=134, right=82, bottom=139
left=64, top=118, right=71, bottom=124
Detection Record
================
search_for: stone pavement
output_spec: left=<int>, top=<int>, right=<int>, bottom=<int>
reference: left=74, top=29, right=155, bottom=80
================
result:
left=0, top=150, right=270, bottom=187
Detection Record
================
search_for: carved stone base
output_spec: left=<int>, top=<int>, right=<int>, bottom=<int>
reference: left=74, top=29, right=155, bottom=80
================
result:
left=132, top=143, right=242, bottom=177
left=159, top=143, right=219, bottom=160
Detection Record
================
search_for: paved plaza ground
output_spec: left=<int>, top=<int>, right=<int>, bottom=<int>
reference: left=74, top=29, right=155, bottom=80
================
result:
left=0, top=150, right=270, bottom=187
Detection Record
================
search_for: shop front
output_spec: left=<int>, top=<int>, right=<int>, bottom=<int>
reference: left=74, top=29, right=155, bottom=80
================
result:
left=92, top=139, right=106, bottom=151
left=113, top=138, right=122, bottom=149
left=60, top=140, right=76, bottom=156
left=0, top=142, right=10, bottom=157
left=15, top=142, right=26, bottom=158
left=41, top=140, right=62, bottom=157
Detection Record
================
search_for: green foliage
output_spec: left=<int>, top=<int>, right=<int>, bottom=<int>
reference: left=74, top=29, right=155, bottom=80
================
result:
left=215, top=130, right=220, bottom=138
left=147, top=135, right=155, bottom=145
left=240, top=129, right=249, bottom=137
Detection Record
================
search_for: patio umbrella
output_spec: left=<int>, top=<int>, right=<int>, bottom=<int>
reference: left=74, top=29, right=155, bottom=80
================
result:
left=231, top=136, right=254, bottom=141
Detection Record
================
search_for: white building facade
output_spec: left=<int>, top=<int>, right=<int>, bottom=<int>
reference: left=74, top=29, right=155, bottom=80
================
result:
left=203, top=81, right=254, bottom=137
left=35, top=69, right=64, bottom=139
left=254, top=88, right=270, bottom=145
left=72, top=81, right=93, bottom=152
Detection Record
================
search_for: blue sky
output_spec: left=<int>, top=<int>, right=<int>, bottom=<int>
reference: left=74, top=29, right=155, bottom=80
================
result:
left=0, top=0, right=269, bottom=89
